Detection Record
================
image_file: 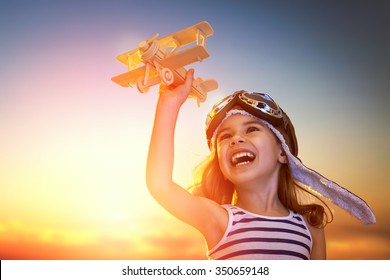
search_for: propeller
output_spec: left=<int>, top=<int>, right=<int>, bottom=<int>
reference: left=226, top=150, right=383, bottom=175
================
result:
left=138, top=33, right=159, bottom=52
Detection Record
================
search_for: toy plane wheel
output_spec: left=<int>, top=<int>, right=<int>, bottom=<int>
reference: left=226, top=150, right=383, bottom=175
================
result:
left=160, top=68, right=174, bottom=86
left=136, top=77, right=149, bottom=93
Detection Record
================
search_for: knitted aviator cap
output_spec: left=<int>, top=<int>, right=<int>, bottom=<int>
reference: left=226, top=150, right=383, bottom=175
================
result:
left=205, top=91, right=376, bottom=224
left=206, top=90, right=298, bottom=156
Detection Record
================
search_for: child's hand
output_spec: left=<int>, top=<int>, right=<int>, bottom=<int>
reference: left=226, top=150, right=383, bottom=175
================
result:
left=158, top=69, right=194, bottom=108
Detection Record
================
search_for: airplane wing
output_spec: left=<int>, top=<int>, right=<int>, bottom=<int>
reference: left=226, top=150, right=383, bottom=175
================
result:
left=111, top=66, right=146, bottom=87
left=158, top=21, right=214, bottom=48
left=158, top=45, right=209, bottom=70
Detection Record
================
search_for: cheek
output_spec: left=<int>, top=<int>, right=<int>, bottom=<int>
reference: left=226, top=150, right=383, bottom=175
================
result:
left=264, top=142, right=283, bottom=164
left=216, top=146, right=230, bottom=173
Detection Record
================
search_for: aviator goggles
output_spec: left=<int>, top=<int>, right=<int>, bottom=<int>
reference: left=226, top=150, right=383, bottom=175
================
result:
left=206, top=90, right=298, bottom=156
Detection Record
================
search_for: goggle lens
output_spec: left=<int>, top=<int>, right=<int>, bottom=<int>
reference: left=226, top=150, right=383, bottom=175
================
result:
left=206, top=94, right=236, bottom=127
left=239, top=92, right=284, bottom=121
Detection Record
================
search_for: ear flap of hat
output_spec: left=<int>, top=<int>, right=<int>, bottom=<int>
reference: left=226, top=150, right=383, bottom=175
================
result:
left=279, top=108, right=298, bottom=156
left=263, top=119, right=376, bottom=225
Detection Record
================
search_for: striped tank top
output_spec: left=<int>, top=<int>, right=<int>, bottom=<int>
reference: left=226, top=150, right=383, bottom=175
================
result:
left=208, top=205, right=312, bottom=260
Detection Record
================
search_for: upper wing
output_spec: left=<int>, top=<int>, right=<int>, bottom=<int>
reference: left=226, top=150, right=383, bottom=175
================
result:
left=158, top=21, right=214, bottom=48
left=115, top=22, right=213, bottom=67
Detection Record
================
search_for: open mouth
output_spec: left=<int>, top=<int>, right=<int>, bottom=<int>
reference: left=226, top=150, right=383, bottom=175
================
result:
left=231, top=151, right=256, bottom=167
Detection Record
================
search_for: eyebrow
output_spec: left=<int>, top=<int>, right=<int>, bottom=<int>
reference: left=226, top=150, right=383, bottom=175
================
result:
left=217, top=120, right=264, bottom=136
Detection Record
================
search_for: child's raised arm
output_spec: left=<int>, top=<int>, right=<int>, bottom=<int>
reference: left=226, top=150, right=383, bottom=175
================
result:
left=145, top=69, right=227, bottom=248
left=146, top=69, right=194, bottom=190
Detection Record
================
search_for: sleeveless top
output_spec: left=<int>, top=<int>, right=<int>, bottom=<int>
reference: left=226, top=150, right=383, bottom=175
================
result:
left=208, top=205, right=312, bottom=260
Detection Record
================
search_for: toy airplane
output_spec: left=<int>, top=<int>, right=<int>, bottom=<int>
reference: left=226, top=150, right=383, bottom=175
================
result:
left=111, top=21, right=218, bottom=106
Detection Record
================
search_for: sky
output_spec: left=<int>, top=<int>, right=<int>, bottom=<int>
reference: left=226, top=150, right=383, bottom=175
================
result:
left=0, top=0, right=389, bottom=259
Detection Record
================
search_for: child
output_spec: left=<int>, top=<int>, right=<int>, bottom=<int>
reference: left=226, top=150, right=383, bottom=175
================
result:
left=146, top=69, right=375, bottom=260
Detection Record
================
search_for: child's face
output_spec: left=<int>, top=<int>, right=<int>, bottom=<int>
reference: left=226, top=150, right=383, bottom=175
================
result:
left=215, top=113, right=286, bottom=188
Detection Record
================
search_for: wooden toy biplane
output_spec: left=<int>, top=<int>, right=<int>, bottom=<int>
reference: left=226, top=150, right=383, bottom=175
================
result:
left=111, top=21, right=218, bottom=105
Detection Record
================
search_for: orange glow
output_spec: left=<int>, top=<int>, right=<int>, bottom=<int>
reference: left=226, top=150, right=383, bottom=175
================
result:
left=0, top=215, right=206, bottom=260
left=1, top=1, right=389, bottom=261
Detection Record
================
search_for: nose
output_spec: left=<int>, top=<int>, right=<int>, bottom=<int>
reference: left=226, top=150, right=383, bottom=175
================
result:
left=230, top=135, right=245, bottom=146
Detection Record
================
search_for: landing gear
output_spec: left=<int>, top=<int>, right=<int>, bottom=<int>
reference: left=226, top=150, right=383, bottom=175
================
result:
left=136, top=77, right=149, bottom=93
left=160, top=68, right=174, bottom=86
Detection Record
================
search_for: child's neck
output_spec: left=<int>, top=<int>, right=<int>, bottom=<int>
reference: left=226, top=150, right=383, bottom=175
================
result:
left=235, top=187, right=289, bottom=217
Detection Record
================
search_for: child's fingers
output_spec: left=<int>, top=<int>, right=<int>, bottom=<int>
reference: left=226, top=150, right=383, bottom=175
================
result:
left=184, top=69, right=194, bottom=93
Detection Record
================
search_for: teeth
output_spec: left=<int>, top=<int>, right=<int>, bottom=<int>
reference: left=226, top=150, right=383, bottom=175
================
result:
left=232, top=152, right=255, bottom=162
left=235, top=161, right=251, bottom=167
left=231, top=152, right=255, bottom=166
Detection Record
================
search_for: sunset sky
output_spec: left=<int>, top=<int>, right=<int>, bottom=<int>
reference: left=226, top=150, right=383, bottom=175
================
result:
left=0, top=0, right=389, bottom=260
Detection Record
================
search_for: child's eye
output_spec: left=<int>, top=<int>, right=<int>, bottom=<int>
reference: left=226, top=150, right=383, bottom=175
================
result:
left=247, top=126, right=260, bottom=133
left=217, top=133, right=231, bottom=142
